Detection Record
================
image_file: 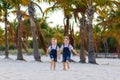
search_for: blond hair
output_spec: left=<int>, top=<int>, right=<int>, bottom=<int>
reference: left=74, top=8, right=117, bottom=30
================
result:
left=64, top=36, right=69, bottom=40
left=51, top=38, right=57, bottom=42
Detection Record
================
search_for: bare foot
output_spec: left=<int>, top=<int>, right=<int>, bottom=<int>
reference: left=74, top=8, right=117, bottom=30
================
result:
left=63, top=68, right=66, bottom=71
left=67, top=65, right=70, bottom=69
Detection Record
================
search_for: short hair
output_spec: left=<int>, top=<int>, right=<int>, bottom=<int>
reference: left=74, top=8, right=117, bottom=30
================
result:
left=51, top=38, right=57, bottom=41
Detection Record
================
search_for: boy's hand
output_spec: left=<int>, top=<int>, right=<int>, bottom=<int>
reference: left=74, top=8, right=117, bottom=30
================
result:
left=46, top=53, right=48, bottom=56
left=77, top=53, right=80, bottom=56
left=74, top=52, right=80, bottom=56
left=58, top=55, right=60, bottom=60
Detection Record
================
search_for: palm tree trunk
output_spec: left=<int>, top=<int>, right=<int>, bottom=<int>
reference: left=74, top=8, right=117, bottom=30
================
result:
left=94, top=40, right=97, bottom=57
left=104, top=41, right=108, bottom=58
left=4, top=10, right=9, bottom=59
left=79, top=16, right=86, bottom=63
left=16, top=6, right=24, bottom=60
left=64, top=15, right=70, bottom=36
left=84, top=25, right=89, bottom=50
left=86, top=0, right=96, bottom=64
left=28, top=1, right=41, bottom=61
left=117, top=44, right=120, bottom=58
left=69, top=27, right=74, bottom=48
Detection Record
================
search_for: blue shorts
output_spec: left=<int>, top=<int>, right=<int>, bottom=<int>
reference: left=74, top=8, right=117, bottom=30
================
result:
left=50, top=53, right=57, bottom=62
left=62, top=54, right=71, bottom=62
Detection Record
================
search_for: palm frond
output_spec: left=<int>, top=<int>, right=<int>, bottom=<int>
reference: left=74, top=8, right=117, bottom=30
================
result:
left=36, top=22, right=47, bottom=53
left=21, top=0, right=29, bottom=6
left=98, top=16, right=120, bottom=26
left=96, top=8, right=107, bottom=18
left=44, top=4, right=60, bottom=14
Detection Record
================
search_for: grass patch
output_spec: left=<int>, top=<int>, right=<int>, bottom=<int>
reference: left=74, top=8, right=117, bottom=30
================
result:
left=3, top=49, right=45, bottom=55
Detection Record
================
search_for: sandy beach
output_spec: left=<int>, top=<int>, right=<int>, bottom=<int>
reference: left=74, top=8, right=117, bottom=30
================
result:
left=0, top=55, right=120, bottom=80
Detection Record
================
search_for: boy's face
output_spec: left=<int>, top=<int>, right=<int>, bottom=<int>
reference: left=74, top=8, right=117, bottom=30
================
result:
left=51, top=39, right=57, bottom=45
left=64, top=38, right=69, bottom=44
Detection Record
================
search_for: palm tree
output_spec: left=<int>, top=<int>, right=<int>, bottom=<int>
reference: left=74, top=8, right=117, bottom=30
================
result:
left=85, top=0, right=120, bottom=63
left=7, top=0, right=29, bottom=60
left=86, top=0, right=96, bottom=63
left=73, top=0, right=88, bottom=63
left=16, top=6, right=24, bottom=60
left=8, top=0, right=47, bottom=61
left=0, top=0, right=12, bottom=59
left=29, top=1, right=48, bottom=55
left=79, top=17, right=86, bottom=63
left=96, top=0, right=120, bottom=58
left=28, top=1, right=41, bottom=61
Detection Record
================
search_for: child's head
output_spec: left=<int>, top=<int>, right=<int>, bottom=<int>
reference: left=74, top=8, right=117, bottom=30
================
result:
left=64, top=36, right=70, bottom=44
left=51, top=38, right=57, bottom=45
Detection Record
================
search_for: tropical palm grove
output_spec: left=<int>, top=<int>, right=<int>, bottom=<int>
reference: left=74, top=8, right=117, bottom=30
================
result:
left=0, top=0, right=120, bottom=64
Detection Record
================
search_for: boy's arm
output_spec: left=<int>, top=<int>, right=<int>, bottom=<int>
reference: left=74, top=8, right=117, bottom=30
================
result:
left=46, top=49, right=50, bottom=56
left=71, top=48, right=80, bottom=56
left=58, top=49, right=62, bottom=55
left=57, top=49, right=62, bottom=60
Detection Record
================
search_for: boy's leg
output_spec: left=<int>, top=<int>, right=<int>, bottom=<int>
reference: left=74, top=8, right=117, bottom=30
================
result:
left=66, top=56, right=70, bottom=69
left=63, top=62, right=66, bottom=70
left=62, top=55, right=67, bottom=70
left=51, top=58, right=54, bottom=70
left=66, top=61, right=70, bottom=69
left=53, top=54, right=57, bottom=70
left=53, top=62, right=56, bottom=70
left=53, top=56, right=57, bottom=70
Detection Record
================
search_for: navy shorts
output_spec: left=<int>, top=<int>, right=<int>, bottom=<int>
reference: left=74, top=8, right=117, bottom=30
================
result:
left=50, top=53, right=57, bottom=62
left=62, top=54, right=71, bottom=62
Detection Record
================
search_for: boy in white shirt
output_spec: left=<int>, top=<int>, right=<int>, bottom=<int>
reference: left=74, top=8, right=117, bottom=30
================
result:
left=46, top=38, right=59, bottom=70
left=58, top=36, right=79, bottom=70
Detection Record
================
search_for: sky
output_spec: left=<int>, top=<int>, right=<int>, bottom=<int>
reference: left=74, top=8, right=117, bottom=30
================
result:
left=39, top=2, right=64, bottom=27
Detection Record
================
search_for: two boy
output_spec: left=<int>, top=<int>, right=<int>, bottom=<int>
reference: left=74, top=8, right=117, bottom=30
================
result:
left=46, top=36, right=79, bottom=70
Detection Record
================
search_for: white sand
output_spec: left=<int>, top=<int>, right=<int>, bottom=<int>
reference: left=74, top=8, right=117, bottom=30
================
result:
left=0, top=55, right=120, bottom=80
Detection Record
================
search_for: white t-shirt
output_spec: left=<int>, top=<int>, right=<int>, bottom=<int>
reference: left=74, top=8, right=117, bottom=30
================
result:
left=60, top=44, right=73, bottom=51
left=48, top=45, right=59, bottom=51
